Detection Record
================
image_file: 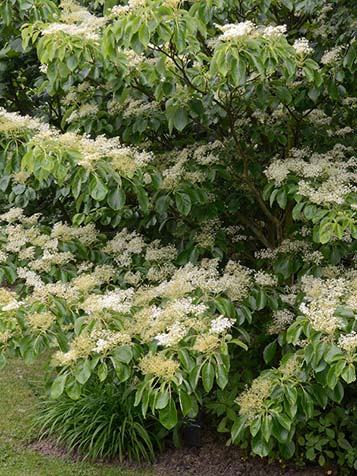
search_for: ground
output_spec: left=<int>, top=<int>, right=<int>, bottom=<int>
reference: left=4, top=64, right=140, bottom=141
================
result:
left=0, top=358, right=335, bottom=476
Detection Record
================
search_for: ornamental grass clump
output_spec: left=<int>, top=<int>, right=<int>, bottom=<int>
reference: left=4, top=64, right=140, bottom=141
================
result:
left=34, top=377, right=165, bottom=462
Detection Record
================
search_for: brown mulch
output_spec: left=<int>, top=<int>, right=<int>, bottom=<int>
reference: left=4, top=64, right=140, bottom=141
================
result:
left=29, top=433, right=337, bottom=476
left=152, top=435, right=335, bottom=476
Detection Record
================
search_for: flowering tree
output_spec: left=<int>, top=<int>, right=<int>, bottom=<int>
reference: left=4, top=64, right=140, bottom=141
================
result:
left=0, top=0, right=356, bottom=468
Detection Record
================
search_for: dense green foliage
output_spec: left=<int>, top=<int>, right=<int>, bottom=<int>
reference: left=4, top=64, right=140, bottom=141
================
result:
left=0, top=0, right=356, bottom=469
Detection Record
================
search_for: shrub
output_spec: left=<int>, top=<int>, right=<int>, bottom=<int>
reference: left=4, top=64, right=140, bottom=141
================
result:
left=0, top=0, right=356, bottom=470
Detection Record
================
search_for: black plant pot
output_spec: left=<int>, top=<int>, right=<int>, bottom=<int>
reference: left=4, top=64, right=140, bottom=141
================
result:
left=183, top=414, right=203, bottom=448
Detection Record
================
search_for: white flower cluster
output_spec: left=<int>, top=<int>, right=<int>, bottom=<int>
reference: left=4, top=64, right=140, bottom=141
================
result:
left=67, top=104, right=99, bottom=123
left=321, top=45, right=344, bottom=65
left=51, top=222, right=98, bottom=246
left=338, top=332, right=357, bottom=353
left=145, top=240, right=177, bottom=262
left=42, top=22, right=102, bottom=41
left=42, top=1, right=107, bottom=42
left=146, top=260, right=252, bottom=302
left=217, top=21, right=255, bottom=41
left=81, top=289, right=135, bottom=314
left=0, top=207, right=24, bottom=223
left=0, top=109, right=153, bottom=177
left=210, top=315, right=234, bottom=334
left=256, top=239, right=324, bottom=265
left=254, top=270, right=278, bottom=287
left=193, top=141, right=223, bottom=165
left=155, top=322, right=187, bottom=347
left=261, top=25, right=287, bottom=38
left=194, top=218, right=221, bottom=249
left=268, top=310, right=294, bottom=334
left=120, top=98, right=160, bottom=119
left=265, top=145, right=356, bottom=206
left=103, top=228, right=146, bottom=266
left=306, top=109, right=332, bottom=126
left=216, top=22, right=287, bottom=43
left=0, top=108, right=43, bottom=134
left=299, top=275, right=348, bottom=334
left=92, top=330, right=131, bottom=353
left=29, top=250, right=75, bottom=273
left=293, top=38, right=313, bottom=55
left=225, top=225, right=248, bottom=243
left=0, top=212, right=253, bottom=365
left=2, top=300, right=24, bottom=311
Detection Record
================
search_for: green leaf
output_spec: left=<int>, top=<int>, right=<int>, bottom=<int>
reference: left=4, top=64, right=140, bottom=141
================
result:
left=189, top=364, right=202, bottom=390
left=276, top=189, right=287, bottom=209
left=98, top=362, right=108, bottom=382
left=138, top=23, right=150, bottom=47
left=175, top=192, right=192, bottom=215
left=113, top=345, right=133, bottom=364
left=263, top=341, right=277, bottom=364
left=179, top=390, right=192, bottom=416
left=251, top=434, right=269, bottom=457
left=107, top=188, right=126, bottom=210
left=261, top=414, right=272, bottom=442
left=303, top=204, right=316, bottom=220
left=136, top=185, right=149, bottom=214
left=285, top=386, right=297, bottom=406
left=306, top=447, right=315, bottom=461
left=292, top=202, right=304, bottom=220
left=214, top=297, right=237, bottom=317
left=341, top=364, right=356, bottom=384
left=50, top=373, right=67, bottom=399
left=273, top=259, right=293, bottom=279
left=310, top=385, right=328, bottom=408
left=115, top=362, right=131, bottom=382
left=155, top=194, right=170, bottom=214
left=324, top=345, right=344, bottom=364
left=65, top=376, right=82, bottom=400
left=276, top=413, right=291, bottom=431
left=89, top=175, right=108, bottom=201
left=172, top=107, right=188, bottom=132
left=255, top=288, right=267, bottom=310
left=249, top=417, right=261, bottom=438
left=326, top=365, right=338, bottom=389
left=280, top=440, right=295, bottom=459
left=202, top=361, right=215, bottom=393
left=229, top=339, right=248, bottom=351
left=272, top=419, right=289, bottom=443
left=231, top=415, right=247, bottom=443
left=0, top=175, right=10, bottom=192
left=216, top=364, right=228, bottom=390
left=74, top=359, right=92, bottom=385
left=155, top=388, right=170, bottom=410
left=331, top=381, right=344, bottom=403
left=159, top=399, right=178, bottom=430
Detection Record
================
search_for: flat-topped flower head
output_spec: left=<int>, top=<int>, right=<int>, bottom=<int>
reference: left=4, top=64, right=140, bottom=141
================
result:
left=139, top=353, right=180, bottom=380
